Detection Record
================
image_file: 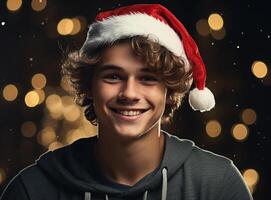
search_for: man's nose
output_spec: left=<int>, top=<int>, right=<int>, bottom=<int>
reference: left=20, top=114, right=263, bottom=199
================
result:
left=118, top=78, right=140, bottom=102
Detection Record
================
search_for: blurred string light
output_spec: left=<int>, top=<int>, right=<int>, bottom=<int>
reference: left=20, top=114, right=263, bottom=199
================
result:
left=45, top=94, right=81, bottom=121
left=21, top=121, right=37, bottom=138
left=231, top=123, right=249, bottom=141
left=61, top=95, right=74, bottom=106
left=196, top=14, right=226, bottom=40
left=243, top=168, right=259, bottom=193
left=208, top=13, right=224, bottom=31
left=70, top=18, right=81, bottom=35
left=57, top=18, right=74, bottom=35
left=0, top=169, right=6, bottom=185
left=0, top=168, right=6, bottom=184
left=57, top=17, right=85, bottom=36
left=31, top=0, right=47, bottom=12
left=2, top=84, right=18, bottom=101
left=31, top=73, right=47, bottom=89
left=241, top=108, right=257, bottom=125
left=37, top=127, right=57, bottom=147
left=210, top=27, right=226, bottom=40
left=45, top=94, right=63, bottom=119
left=63, top=104, right=81, bottom=122
left=25, top=90, right=40, bottom=107
left=6, top=0, right=22, bottom=11
left=41, top=93, right=97, bottom=147
left=48, top=141, right=64, bottom=151
left=80, top=114, right=98, bottom=134
left=40, top=91, right=98, bottom=148
left=251, top=61, right=268, bottom=78
left=60, top=75, right=73, bottom=92
left=196, top=19, right=209, bottom=36
left=205, top=120, right=222, bottom=138
left=77, top=16, right=87, bottom=31
left=35, top=89, right=45, bottom=104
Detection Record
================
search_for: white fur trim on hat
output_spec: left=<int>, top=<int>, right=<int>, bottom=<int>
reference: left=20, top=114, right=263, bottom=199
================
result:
left=81, top=12, right=189, bottom=66
left=188, top=87, right=215, bottom=112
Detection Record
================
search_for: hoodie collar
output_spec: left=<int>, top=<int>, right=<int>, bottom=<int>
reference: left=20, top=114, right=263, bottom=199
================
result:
left=37, top=130, right=195, bottom=196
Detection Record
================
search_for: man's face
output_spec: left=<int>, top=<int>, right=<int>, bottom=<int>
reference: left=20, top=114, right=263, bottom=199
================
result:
left=91, top=43, right=167, bottom=140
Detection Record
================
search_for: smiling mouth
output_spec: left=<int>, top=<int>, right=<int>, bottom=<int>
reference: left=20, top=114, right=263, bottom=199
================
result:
left=109, top=108, right=149, bottom=117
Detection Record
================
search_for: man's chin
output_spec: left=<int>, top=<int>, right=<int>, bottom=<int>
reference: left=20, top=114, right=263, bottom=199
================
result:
left=111, top=128, right=148, bottom=142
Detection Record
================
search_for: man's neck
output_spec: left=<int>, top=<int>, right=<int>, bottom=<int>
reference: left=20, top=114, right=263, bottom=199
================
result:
left=93, top=127, right=165, bottom=186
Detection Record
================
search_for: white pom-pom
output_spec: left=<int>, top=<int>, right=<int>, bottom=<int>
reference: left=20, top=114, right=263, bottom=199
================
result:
left=188, top=87, right=215, bottom=112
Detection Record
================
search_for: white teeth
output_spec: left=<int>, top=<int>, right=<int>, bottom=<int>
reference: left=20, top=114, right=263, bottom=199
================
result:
left=117, top=110, right=142, bottom=116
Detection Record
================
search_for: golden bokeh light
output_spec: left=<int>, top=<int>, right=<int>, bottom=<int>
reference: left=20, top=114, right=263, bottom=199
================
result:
left=0, top=168, right=6, bottom=184
left=6, top=0, right=22, bottom=11
left=251, top=61, right=268, bottom=78
left=206, top=120, right=222, bottom=138
left=50, top=111, right=63, bottom=120
left=210, top=27, right=226, bottom=40
left=38, top=127, right=57, bottom=147
left=57, top=18, right=74, bottom=35
left=61, top=95, right=74, bottom=107
left=31, top=0, right=47, bottom=11
left=208, top=13, right=224, bottom=31
left=60, top=75, right=73, bottom=92
left=77, top=16, right=87, bottom=32
left=31, top=73, right=47, bottom=89
left=46, top=94, right=63, bottom=113
left=241, top=108, right=257, bottom=125
left=70, top=18, right=81, bottom=35
left=35, top=89, right=45, bottom=104
left=63, top=104, right=81, bottom=122
left=196, top=19, right=210, bottom=36
left=243, top=169, right=259, bottom=187
left=3, top=84, right=18, bottom=101
left=21, top=121, right=37, bottom=138
left=231, top=123, right=249, bottom=141
left=80, top=115, right=98, bottom=134
left=48, top=141, right=64, bottom=151
left=25, top=90, right=40, bottom=107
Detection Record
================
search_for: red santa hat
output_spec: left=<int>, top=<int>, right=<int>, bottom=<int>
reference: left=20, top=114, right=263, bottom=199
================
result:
left=81, top=4, right=215, bottom=112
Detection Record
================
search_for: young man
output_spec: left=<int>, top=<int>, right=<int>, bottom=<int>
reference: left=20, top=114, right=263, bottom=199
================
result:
left=1, top=4, right=253, bottom=200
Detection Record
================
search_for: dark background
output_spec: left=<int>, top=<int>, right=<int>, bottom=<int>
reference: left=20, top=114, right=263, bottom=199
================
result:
left=0, top=0, right=270, bottom=199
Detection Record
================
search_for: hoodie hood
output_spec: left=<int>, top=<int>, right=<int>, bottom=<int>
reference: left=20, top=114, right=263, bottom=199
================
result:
left=37, top=130, right=195, bottom=199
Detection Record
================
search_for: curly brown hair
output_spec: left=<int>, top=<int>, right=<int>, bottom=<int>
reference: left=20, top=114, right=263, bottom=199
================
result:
left=61, top=35, right=193, bottom=126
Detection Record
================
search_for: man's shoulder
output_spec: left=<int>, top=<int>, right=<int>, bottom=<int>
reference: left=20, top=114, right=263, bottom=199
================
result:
left=1, top=163, right=56, bottom=200
left=15, top=163, right=53, bottom=188
left=181, top=142, right=232, bottom=175
left=183, top=143, right=236, bottom=185
left=18, top=163, right=44, bottom=179
left=165, top=132, right=233, bottom=168
left=190, top=145, right=233, bottom=166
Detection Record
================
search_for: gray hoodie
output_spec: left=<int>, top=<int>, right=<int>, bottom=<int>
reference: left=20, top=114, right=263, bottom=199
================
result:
left=0, top=130, right=253, bottom=200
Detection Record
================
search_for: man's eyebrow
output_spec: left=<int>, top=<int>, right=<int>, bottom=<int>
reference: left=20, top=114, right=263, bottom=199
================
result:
left=96, top=64, right=123, bottom=73
left=96, top=64, right=155, bottom=73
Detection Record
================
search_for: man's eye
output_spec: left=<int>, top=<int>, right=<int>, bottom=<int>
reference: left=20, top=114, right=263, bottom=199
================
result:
left=103, top=74, right=121, bottom=82
left=141, top=76, right=158, bottom=82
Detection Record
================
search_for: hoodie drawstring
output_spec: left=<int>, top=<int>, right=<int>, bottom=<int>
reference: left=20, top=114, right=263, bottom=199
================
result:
left=142, top=167, right=168, bottom=200
left=142, top=168, right=168, bottom=200
left=84, top=168, right=168, bottom=200
left=84, top=192, right=108, bottom=200
left=142, top=190, right=148, bottom=200
left=84, top=192, right=91, bottom=200
left=161, top=168, right=168, bottom=200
